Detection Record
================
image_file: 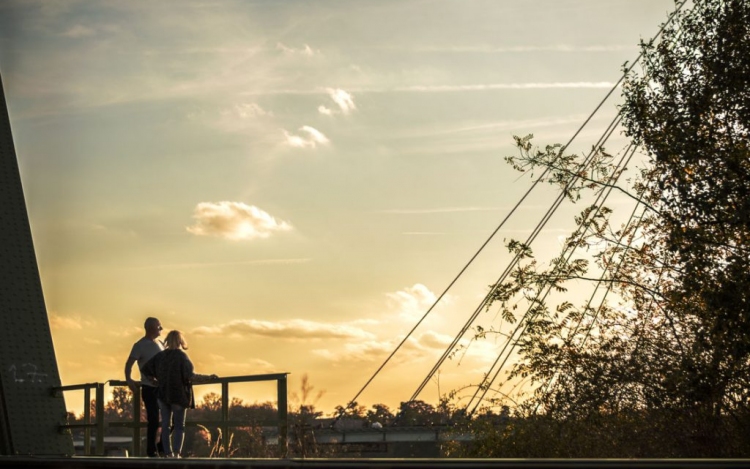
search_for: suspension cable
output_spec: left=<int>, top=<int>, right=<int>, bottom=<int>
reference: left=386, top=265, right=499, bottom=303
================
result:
left=347, top=0, right=691, bottom=410
left=466, top=132, right=635, bottom=414
left=409, top=112, right=627, bottom=403
left=436, top=0, right=691, bottom=412
left=530, top=145, right=649, bottom=413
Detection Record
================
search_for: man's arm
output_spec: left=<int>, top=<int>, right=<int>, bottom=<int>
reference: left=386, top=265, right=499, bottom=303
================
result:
left=124, top=357, right=139, bottom=392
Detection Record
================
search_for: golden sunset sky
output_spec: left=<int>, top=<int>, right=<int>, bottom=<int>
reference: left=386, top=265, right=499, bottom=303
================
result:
left=0, top=0, right=675, bottom=416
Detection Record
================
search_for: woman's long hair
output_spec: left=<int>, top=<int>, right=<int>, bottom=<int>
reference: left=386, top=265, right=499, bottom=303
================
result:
left=165, top=330, right=188, bottom=350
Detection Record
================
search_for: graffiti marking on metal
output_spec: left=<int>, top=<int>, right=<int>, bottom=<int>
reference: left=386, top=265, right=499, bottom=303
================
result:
left=7, top=364, right=48, bottom=384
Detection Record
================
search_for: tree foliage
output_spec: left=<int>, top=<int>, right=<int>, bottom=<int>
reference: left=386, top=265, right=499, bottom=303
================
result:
left=470, top=0, right=750, bottom=457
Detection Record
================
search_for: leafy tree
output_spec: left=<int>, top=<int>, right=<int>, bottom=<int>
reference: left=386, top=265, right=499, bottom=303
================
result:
left=470, top=0, right=750, bottom=457
left=228, top=399, right=279, bottom=426
left=333, top=401, right=367, bottom=424
left=105, top=386, right=135, bottom=421
left=365, top=403, right=395, bottom=426
left=395, top=400, right=440, bottom=426
left=620, top=0, right=750, bottom=436
left=199, top=392, right=223, bottom=414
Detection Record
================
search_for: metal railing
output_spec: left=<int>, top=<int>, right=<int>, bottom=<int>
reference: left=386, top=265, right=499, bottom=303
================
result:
left=51, top=382, right=105, bottom=455
left=53, top=372, right=289, bottom=457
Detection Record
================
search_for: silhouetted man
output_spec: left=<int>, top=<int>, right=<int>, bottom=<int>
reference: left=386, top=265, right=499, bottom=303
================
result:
left=124, top=317, right=165, bottom=457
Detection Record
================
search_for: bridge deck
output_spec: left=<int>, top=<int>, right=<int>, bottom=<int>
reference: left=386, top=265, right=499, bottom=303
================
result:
left=1, top=457, right=749, bottom=469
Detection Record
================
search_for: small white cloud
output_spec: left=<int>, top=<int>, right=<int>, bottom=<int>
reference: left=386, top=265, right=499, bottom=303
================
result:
left=327, top=88, right=356, bottom=114
left=312, top=349, right=338, bottom=360
left=417, top=330, right=455, bottom=350
left=277, top=42, right=318, bottom=56
left=234, top=102, right=270, bottom=119
left=386, top=284, right=449, bottom=321
left=284, top=126, right=329, bottom=148
left=284, top=132, right=310, bottom=148
left=186, top=201, right=292, bottom=240
left=300, top=126, right=329, bottom=143
left=316, top=89, right=356, bottom=116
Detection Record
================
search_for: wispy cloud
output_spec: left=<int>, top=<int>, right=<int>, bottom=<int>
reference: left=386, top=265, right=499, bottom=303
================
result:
left=370, top=113, right=617, bottom=159
left=99, top=355, right=120, bottom=367
left=284, top=126, right=330, bottom=148
left=313, top=340, right=396, bottom=362
left=186, top=201, right=293, bottom=240
left=312, top=330, right=456, bottom=364
left=329, top=330, right=497, bottom=368
left=386, top=284, right=452, bottom=322
left=322, top=88, right=356, bottom=115
left=48, top=311, right=92, bottom=330
left=61, top=24, right=96, bottom=38
left=123, top=258, right=311, bottom=271
left=416, top=330, right=456, bottom=350
left=378, top=207, right=503, bottom=214
left=240, top=82, right=618, bottom=97
left=388, top=44, right=633, bottom=53
left=193, top=319, right=375, bottom=341
left=204, top=102, right=273, bottom=133
left=109, top=326, right=143, bottom=338
left=205, top=355, right=277, bottom=374
left=233, top=102, right=271, bottom=119
left=446, top=115, right=592, bottom=134
left=392, top=82, right=616, bottom=92
left=276, top=42, right=319, bottom=56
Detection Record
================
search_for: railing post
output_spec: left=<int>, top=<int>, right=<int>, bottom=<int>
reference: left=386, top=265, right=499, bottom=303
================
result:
left=277, top=375, right=288, bottom=457
left=95, top=383, right=105, bottom=455
left=221, top=380, right=229, bottom=455
left=132, top=385, right=141, bottom=456
left=83, top=386, right=91, bottom=456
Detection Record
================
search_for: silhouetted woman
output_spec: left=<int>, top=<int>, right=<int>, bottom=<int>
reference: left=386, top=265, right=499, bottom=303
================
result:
left=142, top=330, right=216, bottom=458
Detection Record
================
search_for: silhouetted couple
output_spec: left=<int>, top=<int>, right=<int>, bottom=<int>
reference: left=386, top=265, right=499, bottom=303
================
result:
left=124, top=318, right=217, bottom=458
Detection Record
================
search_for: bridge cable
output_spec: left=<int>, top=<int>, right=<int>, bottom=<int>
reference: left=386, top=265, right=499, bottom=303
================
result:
left=466, top=142, right=637, bottom=414
left=482, top=2, right=700, bottom=412
left=351, top=50, right=631, bottom=410
left=413, top=0, right=690, bottom=409
left=348, top=0, right=690, bottom=409
left=465, top=127, right=635, bottom=414
left=409, top=114, right=625, bottom=403
left=532, top=201, right=653, bottom=412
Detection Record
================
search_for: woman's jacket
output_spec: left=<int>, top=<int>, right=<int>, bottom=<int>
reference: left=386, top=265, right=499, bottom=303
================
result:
left=142, top=349, right=196, bottom=409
